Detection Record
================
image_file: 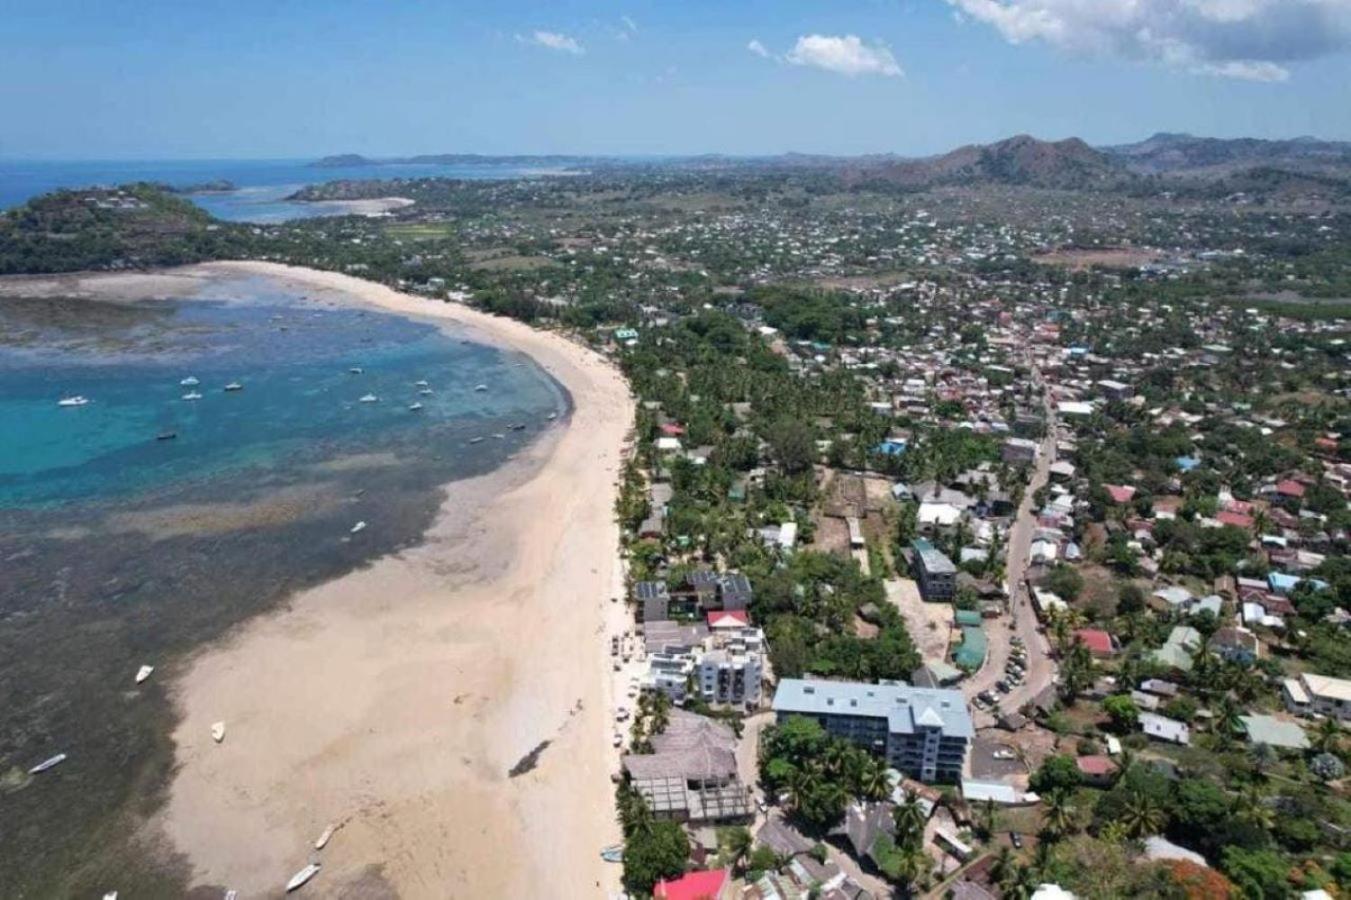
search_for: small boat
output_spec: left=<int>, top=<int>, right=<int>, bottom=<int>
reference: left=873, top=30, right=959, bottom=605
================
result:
left=314, top=823, right=338, bottom=850
left=180, top=376, right=199, bottom=387
left=286, top=863, right=321, bottom=892
left=491, top=433, right=505, bottom=440
left=182, top=391, right=203, bottom=401
left=600, top=844, right=624, bottom=863
left=509, top=423, right=526, bottom=431
left=546, top=412, right=557, bottom=421
left=469, top=437, right=484, bottom=444
left=103, top=893, right=118, bottom=900
left=135, top=665, right=154, bottom=684
left=414, top=380, right=429, bottom=388
left=58, top=396, right=89, bottom=407
left=349, top=367, right=364, bottom=375
left=418, top=388, right=433, bottom=396
left=211, top=721, right=226, bottom=743
left=350, top=521, right=367, bottom=534
left=408, top=403, right=423, bottom=412
left=359, top=394, right=378, bottom=403
left=225, top=892, right=238, bottom=900
left=29, top=753, right=67, bottom=774
left=224, top=382, right=243, bottom=392
left=474, top=384, right=488, bottom=392
left=157, top=431, right=178, bottom=441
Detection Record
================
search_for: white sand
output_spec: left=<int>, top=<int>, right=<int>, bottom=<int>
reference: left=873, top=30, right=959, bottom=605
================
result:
left=298, top=196, right=416, bottom=217
left=142, top=262, right=633, bottom=898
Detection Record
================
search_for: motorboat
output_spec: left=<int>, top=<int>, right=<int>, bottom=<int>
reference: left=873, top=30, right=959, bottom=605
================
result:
left=359, top=394, right=378, bottom=403
left=58, top=396, right=89, bottom=407
left=474, top=384, right=488, bottom=392
left=224, top=382, right=243, bottom=392
left=349, top=367, right=364, bottom=375
left=350, top=521, right=367, bottom=534
left=157, top=431, right=178, bottom=441
left=182, top=391, right=203, bottom=401
left=286, top=864, right=320, bottom=892
left=314, top=824, right=337, bottom=850
left=135, top=665, right=154, bottom=684
left=29, top=753, right=67, bottom=774
left=211, top=722, right=226, bottom=743
left=180, top=376, right=199, bottom=386
left=408, top=403, right=423, bottom=412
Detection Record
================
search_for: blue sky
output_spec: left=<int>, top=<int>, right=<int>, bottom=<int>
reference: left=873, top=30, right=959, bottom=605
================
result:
left=3, top=0, right=1350, bottom=159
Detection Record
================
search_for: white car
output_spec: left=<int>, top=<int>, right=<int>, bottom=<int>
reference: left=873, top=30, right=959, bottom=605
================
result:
left=992, top=748, right=1016, bottom=761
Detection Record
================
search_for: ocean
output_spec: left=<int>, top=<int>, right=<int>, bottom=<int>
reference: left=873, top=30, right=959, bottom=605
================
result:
left=0, top=269, right=567, bottom=894
left=0, top=157, right=561, bottom=223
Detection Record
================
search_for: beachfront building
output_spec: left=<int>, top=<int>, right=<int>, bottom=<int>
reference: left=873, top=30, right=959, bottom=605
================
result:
left=772, top=678, right=973, bottom=783
left=1284, top=672, right=1351, bottom=722
left=912, top=538, right=957, bottom=602
left=622, top=709, right=752, bottom=824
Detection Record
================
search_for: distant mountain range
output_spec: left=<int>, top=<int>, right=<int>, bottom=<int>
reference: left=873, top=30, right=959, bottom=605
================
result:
left=310, top=132, right=1351, bottom=191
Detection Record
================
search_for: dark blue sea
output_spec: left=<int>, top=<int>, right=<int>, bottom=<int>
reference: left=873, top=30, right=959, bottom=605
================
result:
left=0, top=158, right=562, bottom=222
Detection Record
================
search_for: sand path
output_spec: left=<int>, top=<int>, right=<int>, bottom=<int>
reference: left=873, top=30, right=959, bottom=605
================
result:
left=150, top=262, right=632, bottom=898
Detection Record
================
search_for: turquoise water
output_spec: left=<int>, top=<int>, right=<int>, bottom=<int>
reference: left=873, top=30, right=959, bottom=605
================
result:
left=0, top=277, right=566, bottom=508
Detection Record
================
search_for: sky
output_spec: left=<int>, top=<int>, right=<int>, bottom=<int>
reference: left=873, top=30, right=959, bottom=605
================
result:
left=3, top=0, right=1351, bottom=159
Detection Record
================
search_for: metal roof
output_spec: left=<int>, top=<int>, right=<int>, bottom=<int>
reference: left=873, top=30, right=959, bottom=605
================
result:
left=773, top=678, right=974, bottom=739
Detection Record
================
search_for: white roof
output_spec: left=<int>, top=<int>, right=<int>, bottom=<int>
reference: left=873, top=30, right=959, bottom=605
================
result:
left=1302, top=672, right=1351, bottom=702
left=1031, top=886, right=1077, bottom=900
left=918, top=502, right=962, bottom=526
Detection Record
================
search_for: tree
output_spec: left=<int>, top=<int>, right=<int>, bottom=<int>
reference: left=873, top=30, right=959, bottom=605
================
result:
left=1164, top=859, right=1236, bottom=900
left=1118, top=788, right=1167, bottom=839
left=1311, top=717, right=1342, bottom=756
left=1042, top=789, right=1078, bottom=841
left=1059, top=641, right=1095, bottom=703
left=717, top=826, right=753, bottom=874
left=1220, top=846, right=1291, bottom=900
left=1118, top=583, right=1146, bottom=615
left=622, top=820, right=690, bottom=895
left=1214, top=697, right=1244, bottom=749
left=1047, top=564, right=1085, bottom=602
left=1310, top=752, right=1345, bottom=782
left=1031, top=754, right=1082, bottom=794
left=1103, top=694, right=1140, bottom=733
left=767, top=418, right=815, bottom=474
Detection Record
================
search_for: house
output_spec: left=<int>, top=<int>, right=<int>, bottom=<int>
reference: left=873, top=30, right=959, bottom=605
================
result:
left=912, top=538, right=957, bottom=602
left=1283, top=672, right=1351, bottom=722
left=717, top=572, right=754, bottom=611
left=1104, top=484, right=1137, bottom=505
left=1149, top=626, right=1202, bottom=673
left=1240, top=714, right=1310, bottom=751
left=773, top=678, right=973, bottom=783
left=637, top=581, right=671, bottom=622
left=1074, top=629, right=1116, bottom=658
left=1001, top=437, right=1039, bottom=465
left=1140, top=712, right=1190, bottom=745
left=654, top=869, right=731, bottom=900
left=1209, top=626, right=1261, bottom=664
left=1075, top=755, right=1117, bottom=786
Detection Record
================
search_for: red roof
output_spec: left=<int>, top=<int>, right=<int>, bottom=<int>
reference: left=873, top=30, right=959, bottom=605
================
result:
left=660, top=423, right=686, bottom=436
left=654, top=869, right=729, bottom=900
left=1074, top=629, right=1114, bottom=655
left=1224, top=499, right=1253, bottom=515
left=1076, top=755, right=1116, bottom=777
left=707, top=610, right=750, bottom=628
left=1276, top=479, right=1306, bottom=498
left=1217, top=511, right=1254, bottom=530
left=1105, top=484, right=1136, bottom=504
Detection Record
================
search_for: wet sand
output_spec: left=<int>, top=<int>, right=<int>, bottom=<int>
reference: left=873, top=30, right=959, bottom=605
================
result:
left=143, top=262, right=632, bottom=897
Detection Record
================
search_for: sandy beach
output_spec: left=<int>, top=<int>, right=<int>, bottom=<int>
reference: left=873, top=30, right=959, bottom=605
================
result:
left=298, top=196, right=416, bottom=217
left=99, top=262, right=633, bottom=897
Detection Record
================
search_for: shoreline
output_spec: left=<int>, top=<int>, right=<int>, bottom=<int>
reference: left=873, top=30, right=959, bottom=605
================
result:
left=292, top=196, right=415, bottom=217
left=135, top=262, right=633, bottom=897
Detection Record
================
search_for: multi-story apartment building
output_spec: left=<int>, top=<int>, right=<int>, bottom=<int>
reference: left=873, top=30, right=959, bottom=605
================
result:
left=912, top=538, right=957, bottom=602
left=772, top=678, right=973, bottom=783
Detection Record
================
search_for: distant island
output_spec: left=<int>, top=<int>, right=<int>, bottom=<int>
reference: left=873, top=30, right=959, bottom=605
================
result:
left=161, top=179, right=237, bottom=195
left=309, top=153, right=599, bottom=169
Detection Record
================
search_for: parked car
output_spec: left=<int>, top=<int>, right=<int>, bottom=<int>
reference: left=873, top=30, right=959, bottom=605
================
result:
left=1010, top=832, right=1023, bottom=849
left=996, top=681, right=1011, bottom=693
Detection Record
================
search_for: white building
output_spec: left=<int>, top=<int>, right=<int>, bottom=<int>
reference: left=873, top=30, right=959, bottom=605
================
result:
left=1284, top=672, right=1351, bottom=722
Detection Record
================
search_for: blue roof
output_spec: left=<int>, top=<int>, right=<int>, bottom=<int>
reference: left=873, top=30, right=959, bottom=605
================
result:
left=874, top=439, right=908, bottom=456
left=1269, top=572, right=1329, bottom=594
left=1175, top=456, right=1200, bottom=472
left=773, top=678, right=974, bottom=738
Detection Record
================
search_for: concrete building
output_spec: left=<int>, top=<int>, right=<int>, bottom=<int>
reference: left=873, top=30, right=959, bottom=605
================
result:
left=1284, top=672, right=1351, bottom=722
left=1001, top=437, right=1040, bottom=465
left=912, top=538, right=957, bottom=602
left=772, top=678, right=973, bottom=783
left=698, top=646, right=763, bottom=707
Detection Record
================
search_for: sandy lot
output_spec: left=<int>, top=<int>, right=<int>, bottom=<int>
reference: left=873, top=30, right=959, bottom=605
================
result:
left=37, top=261, right=635, bottom=898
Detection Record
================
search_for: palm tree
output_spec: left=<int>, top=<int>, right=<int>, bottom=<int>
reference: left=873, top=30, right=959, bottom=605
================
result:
left=1118, top=789, right=1165, bottom=839
left=853, top=755, right=891, bottom=802
left=1234, top=784, right=1274, bottom=830
left=1001, top=863, right=1040, bottom=900
left=1312, top=717, right=1343, bottom=755
left=718, top=826, right=753, bottom=875
left=1041, top=789, right=1077, bottom=841
left=893, top=793, right=927, bottom=849
left=1214, top=697, right=1243, bottom=748
left=989, top=845, right=1015, bottom=887
left=978, top=797, right=997, bottom=842
left=1249, top=742, right=1278, bottom=780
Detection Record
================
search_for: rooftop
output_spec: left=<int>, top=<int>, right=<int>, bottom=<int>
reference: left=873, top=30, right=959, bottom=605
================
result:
left=773, top=678, right=974, bottom=739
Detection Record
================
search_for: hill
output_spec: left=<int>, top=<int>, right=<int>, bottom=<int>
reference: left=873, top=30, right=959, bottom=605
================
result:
left=852, top=135, right=1127, bottom=190
left=1104, top=132, right=1351, bottom=175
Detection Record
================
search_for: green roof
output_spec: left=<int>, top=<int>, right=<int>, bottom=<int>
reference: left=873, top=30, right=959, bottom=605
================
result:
left=955, top=609, right=983, bottom=627
left=1241, top=714, right=1309, bottom=750
left=953, top=626, right=986, bottom=671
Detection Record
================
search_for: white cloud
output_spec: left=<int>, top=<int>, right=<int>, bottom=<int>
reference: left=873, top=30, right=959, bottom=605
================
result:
left=621, top=15, right=638, bottom=34
left=747, top=38, right=771, bottom=59
left=518, top=30, right=585, bottom=55
left=945, top=0, right=1351, bottom=80
left=784, top=34, right=904, bottom=77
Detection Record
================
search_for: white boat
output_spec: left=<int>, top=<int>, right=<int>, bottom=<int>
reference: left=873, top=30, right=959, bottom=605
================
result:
left=286, top=863, right=321, bottom=892
left=350, top=521, right=367, bottom=534
left=414, top=380, right=429, bottom=388
left=211, top=721, right=226, bottom=743
left=600, top=844, right=624, bottom=863
left=469, top=437, right=484, bottom=444
left=135, top=664, right=154, bottom=684
left=314, top=823, right=337, bottom=850
left=546, top=412, right=557, bottom=420
left=349, top=367, right=364, bottom=374
left=408, top=403, right=423, bottom=412
left=58, top=396, right=89, bottom=407
left=182, top=391, right=203, bottom=401
left=180, top=376, right=199, bottom=387
left=474, top=384, right=488, bottom=392
left=418, top=388, right=433, bottom=396
left=103, top=893, right=118, bottom=900
left=29, top=753, right=67, bottom=774
left=224, top=382, right=243, bottom=392
left=225, top=892, right=238, bottom=900
left=359, top=394, right=378, bottom=403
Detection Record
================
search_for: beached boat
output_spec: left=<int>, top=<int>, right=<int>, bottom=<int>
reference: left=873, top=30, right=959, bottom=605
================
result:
left=157, top=431, right=178, bottom=441
left=58, top=396, right=89, bottom=407
left=359, top=394, right=378, bottom=403
left=286, top=864, right=321, bottom=892
left=135, top=664, right=154, bottom=684
left=180, top=376, right=199, bottom=386
left=182, top=391, right=203, bottom=401
left=29, top=753, right=67, bottom=774
left=224, top=382, right=243, bottom=392
left=211, top=721, right=226, bottom=743
left=600, top=845, right=624, bottom=863
left=408, top=402, right=423, bottom=411
left=314, top=823, right=337, bottom=850
left=224, top=892, right=238, bottom=900
left=350, top=521, right=367, bottom=534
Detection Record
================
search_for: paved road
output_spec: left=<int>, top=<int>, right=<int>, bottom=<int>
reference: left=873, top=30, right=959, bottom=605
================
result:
left=964, top=371, right=1058, bottom=726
